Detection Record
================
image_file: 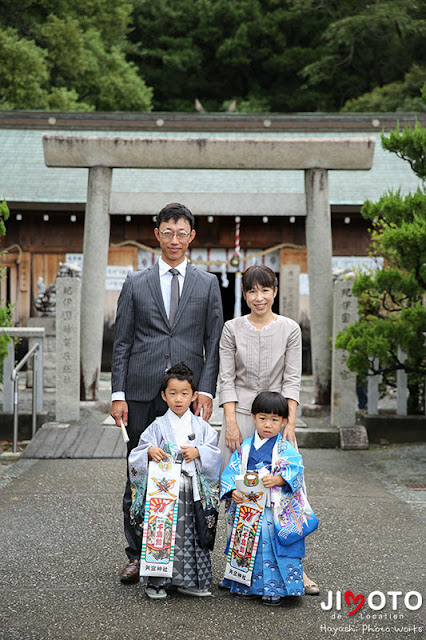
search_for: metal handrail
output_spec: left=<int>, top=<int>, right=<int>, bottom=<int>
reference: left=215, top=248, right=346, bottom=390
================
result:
left=11, top=342, right=41, bottom=453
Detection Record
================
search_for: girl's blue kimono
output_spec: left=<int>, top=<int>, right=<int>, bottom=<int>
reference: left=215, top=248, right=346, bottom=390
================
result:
left=220, top=433, right=318, bottom=598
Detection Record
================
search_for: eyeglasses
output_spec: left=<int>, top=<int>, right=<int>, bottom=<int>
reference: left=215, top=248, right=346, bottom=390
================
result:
left=159, top=230, right=191, bottom=240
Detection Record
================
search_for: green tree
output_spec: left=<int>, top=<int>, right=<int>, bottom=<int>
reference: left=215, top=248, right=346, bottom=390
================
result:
left=342, top=65, right=426, bottom=113
left=0, top=0, right=152, bottom=111
left=0, top=27, right=50, bottom=110
left=335, top=123, right=426, bottom=414
left=129, top=0, right=426, bottom=112
left=0, top=200, right=12, bottom=382
left=289, top=0, right=426, bottom=110
left=129, top=0, right=329, bottom=112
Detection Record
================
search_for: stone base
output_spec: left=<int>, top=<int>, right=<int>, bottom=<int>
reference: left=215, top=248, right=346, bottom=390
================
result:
left=295, top=427, right=340, bottom=449
left=339, top=425, right=369, bottom=450
left=362, top=415, right=426, bottom=444
left=301, top=404, right=331, bottom=418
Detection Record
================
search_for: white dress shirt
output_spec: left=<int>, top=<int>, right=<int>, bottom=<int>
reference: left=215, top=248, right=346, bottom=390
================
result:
left=158, top=256, right=186, bottom=318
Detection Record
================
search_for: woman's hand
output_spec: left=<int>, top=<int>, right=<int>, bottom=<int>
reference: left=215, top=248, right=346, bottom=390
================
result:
left=222, top=402, right=242, bottom=454
left=283, top=399, right=297, bottom=446
left=148, top=446, right=168, bottom=462
left=225, top=419, right=243, bottom=454
left=262, top=474, right=286, bottom=488
left=283, top=419, right=296, bottom=446
left=180, top=445, right=199, bottom=462
left=232, top=489, right=245, bottom=504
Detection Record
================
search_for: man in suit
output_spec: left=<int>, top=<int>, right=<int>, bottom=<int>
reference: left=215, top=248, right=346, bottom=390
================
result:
left=110, top=202, right=223, bottom=583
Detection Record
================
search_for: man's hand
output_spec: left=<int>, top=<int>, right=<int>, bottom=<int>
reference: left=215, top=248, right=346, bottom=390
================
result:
left=110, top=400, right=128, bottom=427
left=225, top=420, right=242, bottom=454
left=180, top=445, right=199, bottom=462
left=148, top=446, right=168, bottom=462
left=193, top=394, right=213, bottom=422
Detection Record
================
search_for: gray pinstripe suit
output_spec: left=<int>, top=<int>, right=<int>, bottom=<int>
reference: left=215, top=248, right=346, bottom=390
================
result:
left=112, top=262, right=223, bottom=402
left=111, top=261, right=223, bottom=558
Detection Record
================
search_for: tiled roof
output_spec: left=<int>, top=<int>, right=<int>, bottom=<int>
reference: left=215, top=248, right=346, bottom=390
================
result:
left=0, top=127, right=422, bottom=206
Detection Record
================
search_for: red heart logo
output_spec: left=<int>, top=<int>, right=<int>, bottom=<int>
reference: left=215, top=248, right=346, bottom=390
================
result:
left=344, top=590, right=365, bottom=616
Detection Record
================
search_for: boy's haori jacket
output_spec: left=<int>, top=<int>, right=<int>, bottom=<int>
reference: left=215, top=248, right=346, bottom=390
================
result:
left=128, top=413, right=221, bottom=536
left=220, top=434, right=319, bottom=554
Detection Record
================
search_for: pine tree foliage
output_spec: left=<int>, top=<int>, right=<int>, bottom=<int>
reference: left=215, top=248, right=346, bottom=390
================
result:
left=335, top=124, right=426, bottom=413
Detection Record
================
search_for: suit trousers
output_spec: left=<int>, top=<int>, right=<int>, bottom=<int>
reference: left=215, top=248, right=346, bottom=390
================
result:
left=123, top=394, right=167, bottom=560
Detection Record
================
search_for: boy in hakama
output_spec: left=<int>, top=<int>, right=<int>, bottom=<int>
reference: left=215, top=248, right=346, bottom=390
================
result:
left=128, top=363, right=221, bottom=599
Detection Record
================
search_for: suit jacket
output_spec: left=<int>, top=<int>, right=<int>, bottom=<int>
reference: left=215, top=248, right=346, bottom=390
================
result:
left=218, top=315, right=301, bottom=414
left=111, top=262, right=223, bottom=402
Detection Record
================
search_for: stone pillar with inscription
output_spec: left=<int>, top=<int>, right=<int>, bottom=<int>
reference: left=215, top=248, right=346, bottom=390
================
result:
left=305, top=168, right=333, bottom=405
left=279, top=264, right=300, bottom=321
left=56, top=274, right=81, bottom=422
left=331, top=278, right=358, bottom=427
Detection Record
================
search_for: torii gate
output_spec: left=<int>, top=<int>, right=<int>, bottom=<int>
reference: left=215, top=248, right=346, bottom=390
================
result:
left=43, top=134, right=375, bottom=405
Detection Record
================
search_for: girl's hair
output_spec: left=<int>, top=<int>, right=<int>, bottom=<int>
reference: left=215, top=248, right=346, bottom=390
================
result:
left=161, top=362, right=196, bottom=393
left=242, top=265, right=278, bottom=292
left=251, top=392, right=288, bottom=418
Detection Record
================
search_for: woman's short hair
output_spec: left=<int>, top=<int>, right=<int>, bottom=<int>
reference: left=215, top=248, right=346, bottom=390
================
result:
left=242, top=265, right=278, bottom=292
left=251, top=391, right=288, bottom=418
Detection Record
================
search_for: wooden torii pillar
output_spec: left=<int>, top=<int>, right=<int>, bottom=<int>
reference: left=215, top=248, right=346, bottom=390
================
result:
left=43, top=135, right=375, bottom=404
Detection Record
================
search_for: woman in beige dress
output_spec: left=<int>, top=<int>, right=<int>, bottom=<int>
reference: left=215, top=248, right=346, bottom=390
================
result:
left=217, top=265, right=319, bottom=595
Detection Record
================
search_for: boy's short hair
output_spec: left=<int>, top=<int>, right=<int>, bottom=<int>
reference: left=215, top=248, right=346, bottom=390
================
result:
left=251, top=392, right=288, bottom=418
left=161, top=362, right=196, bottom=393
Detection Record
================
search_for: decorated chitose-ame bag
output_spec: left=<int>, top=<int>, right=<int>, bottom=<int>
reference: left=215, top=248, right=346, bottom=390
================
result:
left=139, top=456, right=182, bottom=578
left=224, top=470, right=267, bottom=586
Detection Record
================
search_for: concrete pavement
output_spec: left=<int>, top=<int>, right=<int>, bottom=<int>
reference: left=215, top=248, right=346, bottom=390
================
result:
left=0, top=443, right=424, bottom=640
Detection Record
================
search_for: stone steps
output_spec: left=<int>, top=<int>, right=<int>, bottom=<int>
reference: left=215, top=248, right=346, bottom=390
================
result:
left=16, top=418, right=339, bottom=460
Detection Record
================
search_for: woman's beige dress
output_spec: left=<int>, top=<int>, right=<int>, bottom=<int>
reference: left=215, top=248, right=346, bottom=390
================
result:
left=218, top=314, right=302, bottom=470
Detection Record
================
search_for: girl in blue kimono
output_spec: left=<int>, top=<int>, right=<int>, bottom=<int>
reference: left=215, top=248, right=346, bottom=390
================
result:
left=220, top=391, right=318, bottom=606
